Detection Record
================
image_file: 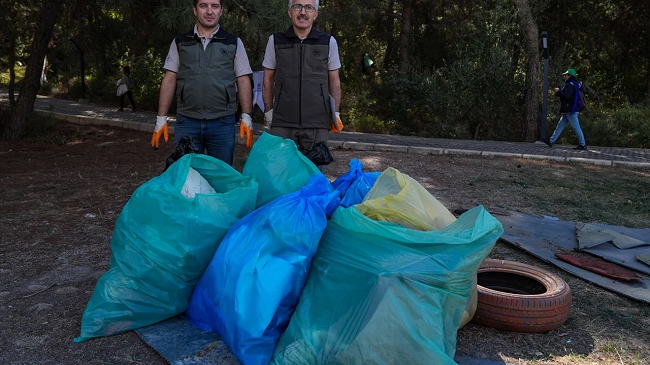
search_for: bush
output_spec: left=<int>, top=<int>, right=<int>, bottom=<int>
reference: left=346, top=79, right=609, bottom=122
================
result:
left=353, top=114, right=396, bottom=134
left=582, top=104, right=650, bottom=148
left=128, top=49, right=166, bottom=112
left=360, top=56, right=524, bottom=140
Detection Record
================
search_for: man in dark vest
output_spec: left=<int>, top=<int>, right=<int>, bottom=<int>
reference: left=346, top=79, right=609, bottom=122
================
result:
left=152, top=0, right=254, bottom=165
left=261, top=0, right=343, bottom=155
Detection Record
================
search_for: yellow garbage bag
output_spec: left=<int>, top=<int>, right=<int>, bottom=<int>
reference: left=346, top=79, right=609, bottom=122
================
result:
left=357, top=167, right=457, bottom=231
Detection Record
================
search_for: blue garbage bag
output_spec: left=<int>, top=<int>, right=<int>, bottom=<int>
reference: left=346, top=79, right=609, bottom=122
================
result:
left=74, top=154, right=258, bottom=342
left=186, top=174, right=341, bottom=365
left=331, top=158, right=380, bottom=207
left=271, top=205, right=503, bottom=365
left=243, top=132, right=321, bottom=208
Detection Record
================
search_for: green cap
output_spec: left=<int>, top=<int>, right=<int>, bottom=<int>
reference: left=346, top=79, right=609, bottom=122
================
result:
left=562, top=68, right=577, bottom=77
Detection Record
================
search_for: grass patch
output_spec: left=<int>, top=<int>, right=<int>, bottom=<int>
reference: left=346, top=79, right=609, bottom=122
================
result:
left=460, top=159, right=650, bottom=228
left=0, top=110, right=85, bottom=145
left=24, top=116, right=84, bottom=145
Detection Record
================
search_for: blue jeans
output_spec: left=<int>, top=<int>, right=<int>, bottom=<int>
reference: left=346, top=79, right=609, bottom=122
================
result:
left=549, top=112, right=586, bottom=146
left=174, top=114, right=236, bottom=165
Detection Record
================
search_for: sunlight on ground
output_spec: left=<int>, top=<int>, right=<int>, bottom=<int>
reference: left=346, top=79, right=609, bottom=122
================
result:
left=630, top=169, right=650, bottom=178
left=417, top=176, right=444, bottom=191
left=357, top=156, right=386, bottom=170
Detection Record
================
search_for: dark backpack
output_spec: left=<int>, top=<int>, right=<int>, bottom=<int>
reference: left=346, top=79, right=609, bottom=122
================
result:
left=127, top=75, right=135, bottom=90
left=299, top=141, right=334, bottom=166
left=163, top=136, right=199, bottom=172
left=576, top=82, right=587, bottom=112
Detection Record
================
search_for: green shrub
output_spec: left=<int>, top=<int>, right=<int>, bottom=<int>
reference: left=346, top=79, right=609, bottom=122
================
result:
left=353, top=115, right=395, bottom=134
left=363, top=53, right=524, bottom=140
left=582, top=104, right=650, bottom=148
left=128, top=49, right=166, bottom=112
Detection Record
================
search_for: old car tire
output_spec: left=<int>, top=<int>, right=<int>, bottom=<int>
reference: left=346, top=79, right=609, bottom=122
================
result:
left=472, top=259, right=572, bottom=333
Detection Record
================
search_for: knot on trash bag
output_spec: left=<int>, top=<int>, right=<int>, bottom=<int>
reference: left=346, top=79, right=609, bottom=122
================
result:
left=163, top=136, right=199, bottom=172
left=300, top=141, right=334, bottom=166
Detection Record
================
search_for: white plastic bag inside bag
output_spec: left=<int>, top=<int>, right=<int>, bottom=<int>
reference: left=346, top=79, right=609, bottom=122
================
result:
left=181, top=167, right=216, bottom=199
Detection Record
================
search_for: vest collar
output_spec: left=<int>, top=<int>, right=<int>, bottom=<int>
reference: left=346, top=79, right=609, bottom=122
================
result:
left=284, top=26, right=320, bottom=40
left=190, top=24, right=226, bottom=40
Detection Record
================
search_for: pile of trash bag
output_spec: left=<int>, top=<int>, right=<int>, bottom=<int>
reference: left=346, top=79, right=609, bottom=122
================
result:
left=271, top=205, right=502, bottom=365
left=186, top=174, right=340, bottom=365
left=331, top=158, right=380, bottom=207
left=243, top=133, right=320, bottom=208
left=74, top=154, right=257, bottom=342
left=75, top=132, right=503, bottom=365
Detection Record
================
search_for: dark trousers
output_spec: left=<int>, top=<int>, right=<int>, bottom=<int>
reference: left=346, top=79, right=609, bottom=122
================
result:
left=269, top=126, right=329, bottom=152
left=174, top=114, right=236, bottom=165
left=120, top=91, right=136, bottom=110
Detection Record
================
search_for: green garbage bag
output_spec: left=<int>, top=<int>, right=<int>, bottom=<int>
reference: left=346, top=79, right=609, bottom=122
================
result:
left=74, top=154, right=258, bottom=342
left=271, top=205, right=503, bottom=365
left=243, top=132, right=321, bottom=208
left=356, top=167, right=476, bottom=328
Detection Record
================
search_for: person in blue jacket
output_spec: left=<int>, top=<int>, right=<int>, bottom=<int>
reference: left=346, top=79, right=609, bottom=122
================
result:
left=545, top=68, right=587, bottom=150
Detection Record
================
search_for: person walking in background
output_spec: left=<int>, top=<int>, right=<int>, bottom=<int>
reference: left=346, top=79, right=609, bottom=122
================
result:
left=151, top=0, right=254, bottom=165
left=117, top=66, right=136, bottom=112
left=545, top=68, right=587, bottom=150
left=262, top=0, right=343, bottom=156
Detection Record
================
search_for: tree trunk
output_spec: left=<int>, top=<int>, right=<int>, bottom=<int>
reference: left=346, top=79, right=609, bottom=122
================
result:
left=8, top=28, right=17, bottom=113
left=2, top=0, right=64, bottom=141
left=515, top=0, right=541, bottom=142
left=646, top=57, right=650, bottom=105
left=398, top=0, right=413, bottom=72
left=383, top=0, right=396, bottom=69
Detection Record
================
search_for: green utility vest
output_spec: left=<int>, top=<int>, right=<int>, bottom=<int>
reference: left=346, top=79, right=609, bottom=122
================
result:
left=272, top=27, right=331, bottom=129
left=174, top=28, right=238, bottom=120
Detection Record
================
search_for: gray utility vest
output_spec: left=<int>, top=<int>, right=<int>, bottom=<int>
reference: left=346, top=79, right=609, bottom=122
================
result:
left=272, top=27, right=331, bottom=129
left=174, top=28, right=238, bottom=120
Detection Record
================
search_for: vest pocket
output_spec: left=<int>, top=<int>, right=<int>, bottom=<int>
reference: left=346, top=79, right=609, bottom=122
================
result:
left=177, top=80, right=185, bottom=106
left=225, top=83, right=236, bottom=110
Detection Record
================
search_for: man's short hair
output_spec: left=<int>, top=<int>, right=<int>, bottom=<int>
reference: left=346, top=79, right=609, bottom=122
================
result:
left=194, top=0, right=222, bottom=8
left=288, top=0, right=319, bottom=10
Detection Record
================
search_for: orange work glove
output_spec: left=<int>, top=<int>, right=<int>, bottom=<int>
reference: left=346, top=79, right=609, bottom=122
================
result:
left=330, top=111, right=343, bottom=133
left=151, top=116, right=169, bottom=149
left=239, top=113, right=254, bottom=148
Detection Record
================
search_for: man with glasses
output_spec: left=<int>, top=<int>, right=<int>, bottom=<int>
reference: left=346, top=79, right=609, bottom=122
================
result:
left=262, top=0, right=342, bottom=160
left=151, top=0, right=255, bottom=165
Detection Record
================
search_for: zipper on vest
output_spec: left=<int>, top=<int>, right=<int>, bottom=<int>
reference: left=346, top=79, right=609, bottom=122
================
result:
left=320, top=84, right=327, bottom=110
left=299, top=42, right=303, bottom=127
left=203, top=43, right=211, bottom=118
left=276, top=84, right=283, bottom=112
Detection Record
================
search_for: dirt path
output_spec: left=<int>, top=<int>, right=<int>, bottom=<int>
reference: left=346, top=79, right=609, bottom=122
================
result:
left=1, top=120, right=648, bottom=364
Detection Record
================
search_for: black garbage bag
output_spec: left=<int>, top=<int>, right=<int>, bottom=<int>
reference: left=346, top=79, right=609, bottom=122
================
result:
left=164, top=136, right=200, bottom=172
left=300, top=141, right=334, bottom=166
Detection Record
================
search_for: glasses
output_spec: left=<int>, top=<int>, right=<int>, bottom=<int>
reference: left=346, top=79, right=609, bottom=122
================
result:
left=290, top=4, right=316, bottom=13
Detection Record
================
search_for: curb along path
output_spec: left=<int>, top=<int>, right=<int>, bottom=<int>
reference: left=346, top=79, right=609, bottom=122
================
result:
left=2, top=92, right=650, bottom=168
